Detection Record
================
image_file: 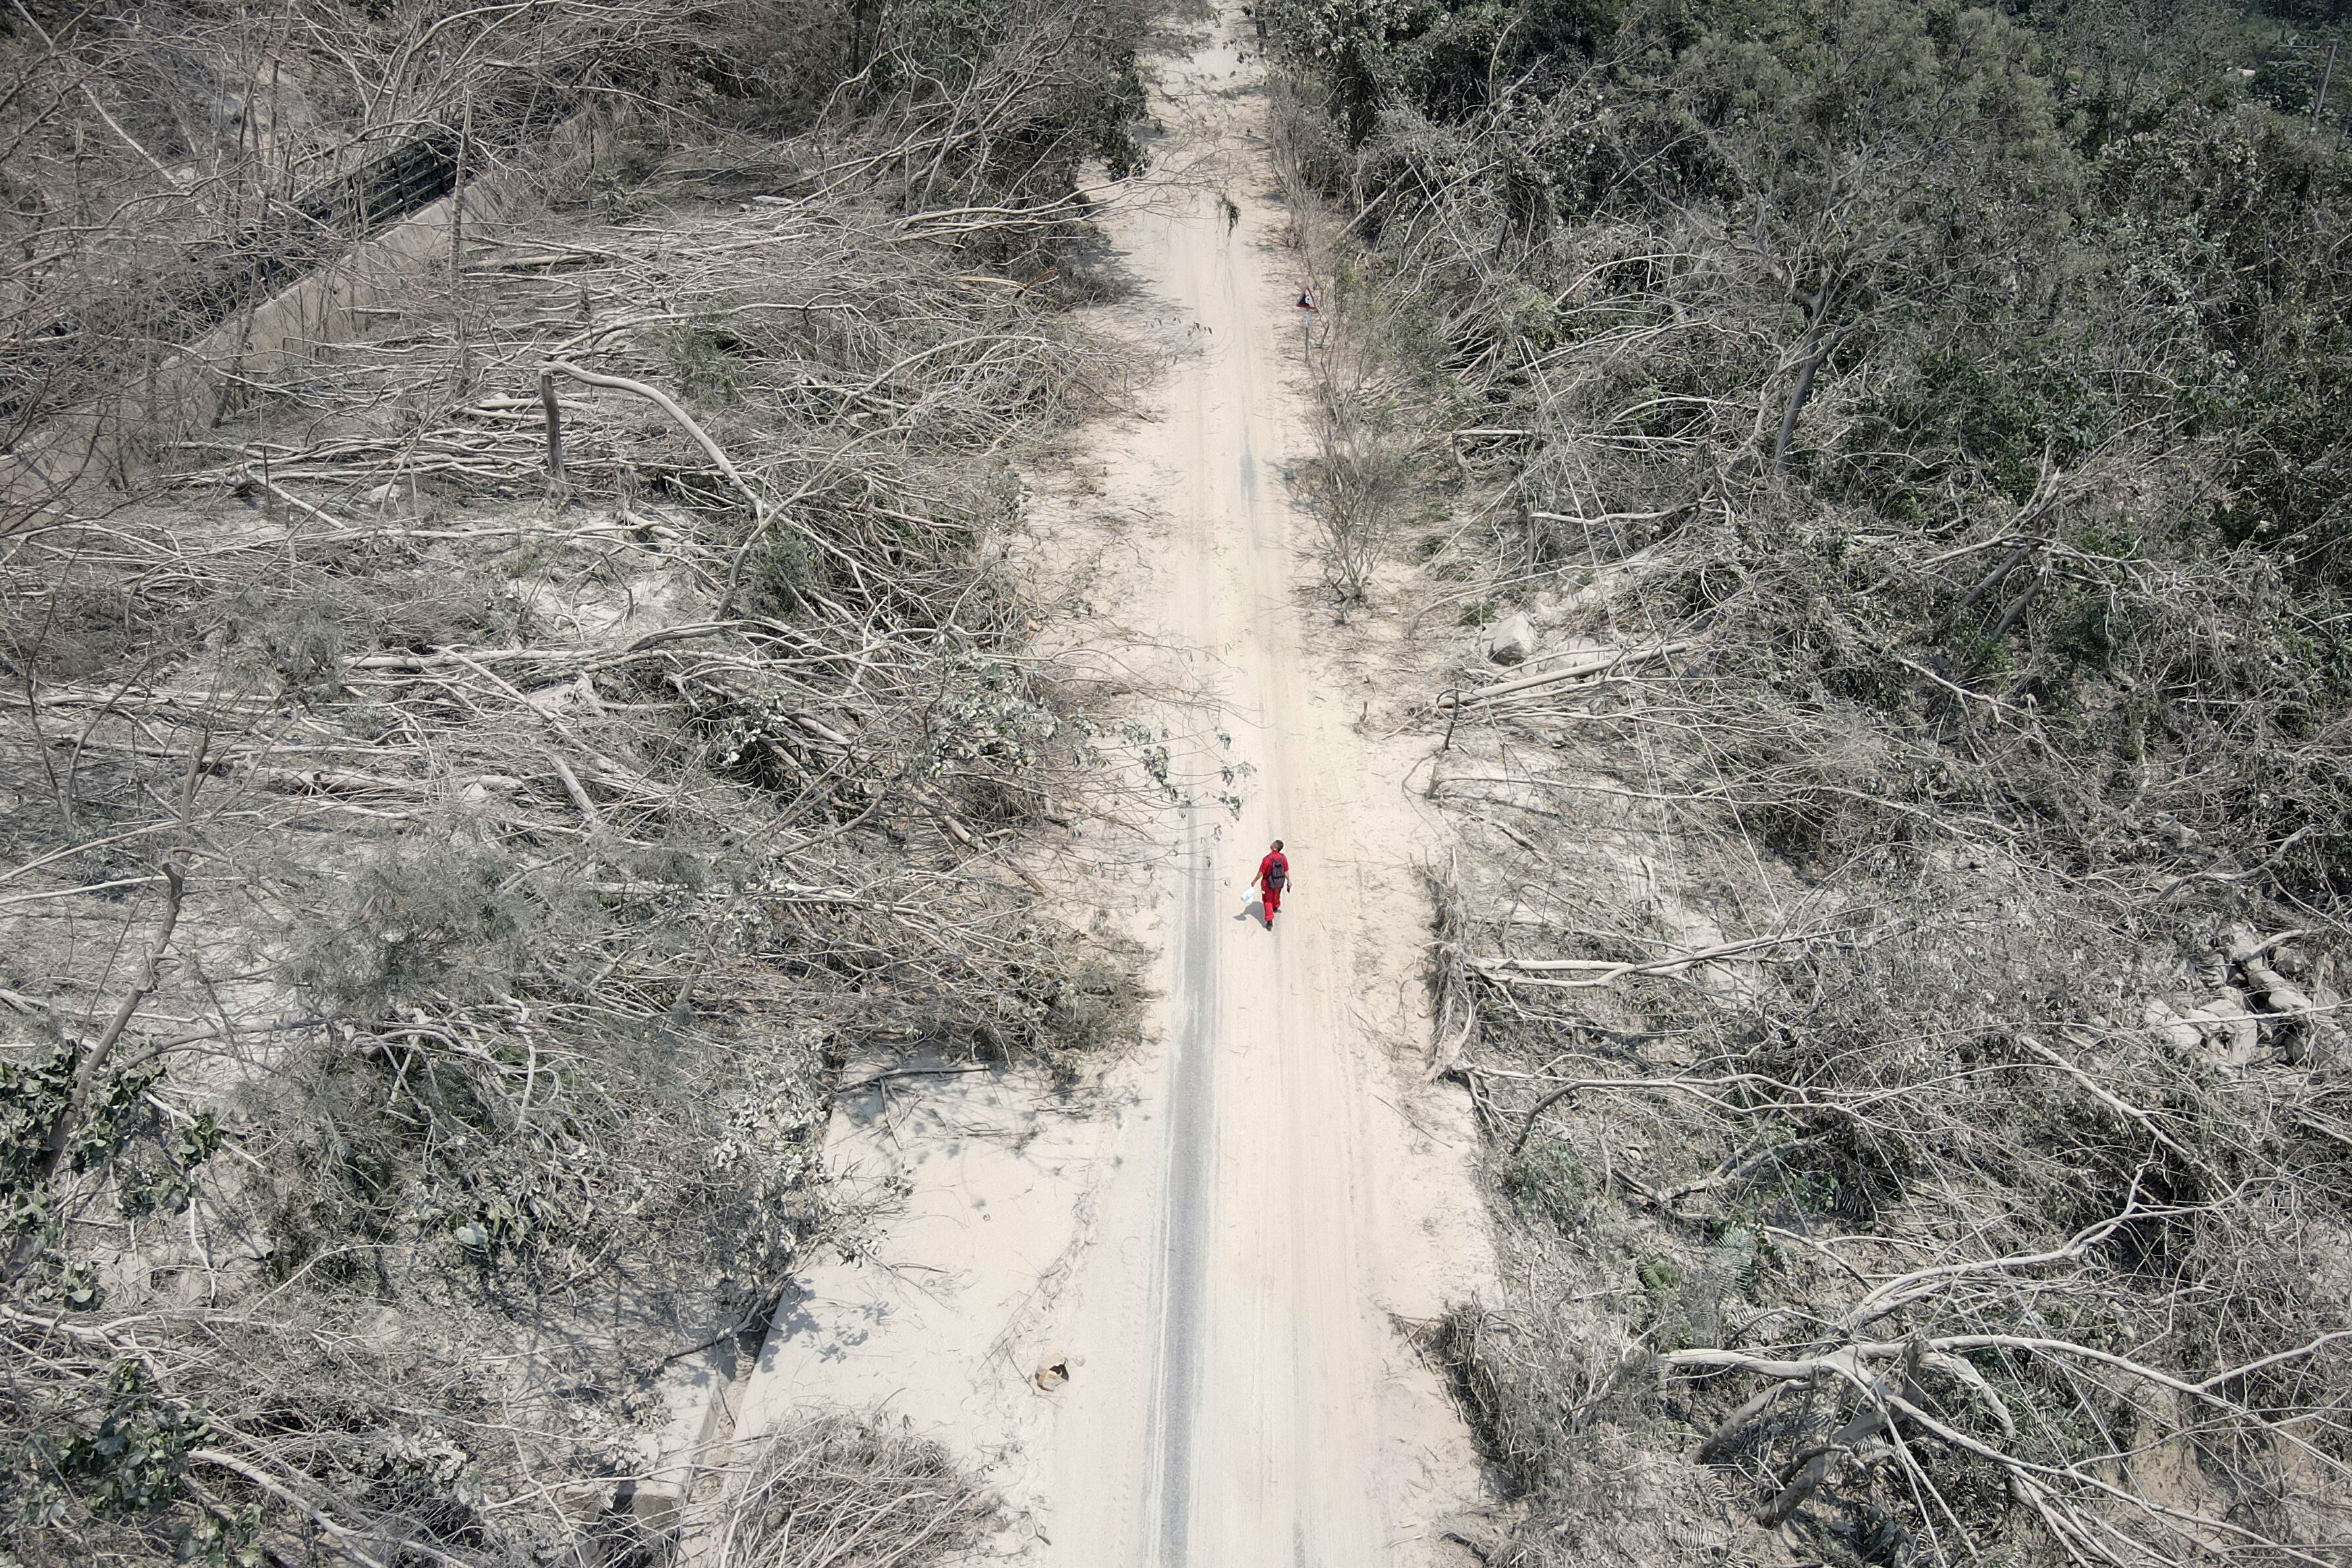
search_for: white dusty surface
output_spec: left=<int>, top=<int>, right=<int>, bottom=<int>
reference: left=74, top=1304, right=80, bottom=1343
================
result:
left=731, top=18, right=1496, bottom=1564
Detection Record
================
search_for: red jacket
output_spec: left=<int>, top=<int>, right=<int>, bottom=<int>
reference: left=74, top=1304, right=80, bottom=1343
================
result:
left=1256, top=851, right=1289, bottom=891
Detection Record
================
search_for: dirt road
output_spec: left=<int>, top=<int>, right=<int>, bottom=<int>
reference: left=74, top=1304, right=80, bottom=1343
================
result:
left=727, top=18, right=1492, bottom=1563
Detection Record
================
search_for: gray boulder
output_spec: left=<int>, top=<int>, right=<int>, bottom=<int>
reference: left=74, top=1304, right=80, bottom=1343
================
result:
left=1483, top=612, right=1537, bottom=665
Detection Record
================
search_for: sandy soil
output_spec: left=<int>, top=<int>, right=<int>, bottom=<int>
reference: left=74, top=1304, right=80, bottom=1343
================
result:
left=724, top=18, right=1496, bottom=1563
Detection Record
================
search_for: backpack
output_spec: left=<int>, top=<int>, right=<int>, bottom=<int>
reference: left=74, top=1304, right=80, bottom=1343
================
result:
left=1265, top=859, right=1287, bottom=891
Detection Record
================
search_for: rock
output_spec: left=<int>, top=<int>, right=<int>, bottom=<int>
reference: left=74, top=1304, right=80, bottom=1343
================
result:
left=458, top=774, right=524, bottom=810
left=2307, top=982, right=2346, bottom=1069
left=2142, top=998, right=2203, bottom=1052
left=528, top=677, right=598, bottom=716
left=2220, top=922, right=2332, bottom=1065
left=2242, top=955, right=2320, bottom=1065
left=1482, top=612, right=1537, bottom=665
left=2185, top=988, right=2260, bottom=1067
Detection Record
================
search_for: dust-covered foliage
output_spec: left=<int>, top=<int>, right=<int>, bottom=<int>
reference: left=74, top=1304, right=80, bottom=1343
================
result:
left=1, top=1, right=1154, bottom=1563
left=1421, top=864, right=2352, bottom=1566
left=0, top=0, right=1150, bottom=488
left=1296, top=331, right=1420, bottom=611
left=1269, top=1, right=2352, bottom=1564
left=1268, top=0, right=2352, bottom=897
left=708, top=1412, right=1000, bottom=1566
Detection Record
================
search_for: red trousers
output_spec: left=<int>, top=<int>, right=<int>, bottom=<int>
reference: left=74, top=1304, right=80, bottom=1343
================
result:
left=1261, top=886, right=1282, bottom=920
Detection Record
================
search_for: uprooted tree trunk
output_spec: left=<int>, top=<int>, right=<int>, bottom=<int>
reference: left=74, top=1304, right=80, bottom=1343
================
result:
left=1769, top=275, right=1845, bottom=475
left=1754, top=1335, right=1923, bottom=1526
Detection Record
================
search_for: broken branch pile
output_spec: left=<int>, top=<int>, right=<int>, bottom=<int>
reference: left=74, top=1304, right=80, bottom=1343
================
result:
left=1265, top=1, right=2352, bottom=1562
left=1, top=1, right=1152, bottom=1561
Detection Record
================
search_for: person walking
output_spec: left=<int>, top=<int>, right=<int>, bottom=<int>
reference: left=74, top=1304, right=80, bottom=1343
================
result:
left=1253, top=839, right=1290, bottom=929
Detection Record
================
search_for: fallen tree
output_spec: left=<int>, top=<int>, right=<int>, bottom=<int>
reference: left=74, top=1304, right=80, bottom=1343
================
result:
left=0, top=1, right=1155, bottom=1562
left=1265, top=0, right=2352, bottom=1562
